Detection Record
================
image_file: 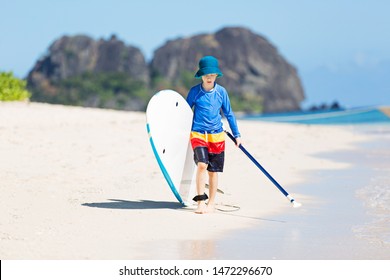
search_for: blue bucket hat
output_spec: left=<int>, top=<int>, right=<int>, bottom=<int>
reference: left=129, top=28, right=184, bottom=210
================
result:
left=194, top=56, right=223, bottom=79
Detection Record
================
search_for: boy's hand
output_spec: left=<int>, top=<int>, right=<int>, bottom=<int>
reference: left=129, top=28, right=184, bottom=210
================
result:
left=235, top=137, right=242, bottom=147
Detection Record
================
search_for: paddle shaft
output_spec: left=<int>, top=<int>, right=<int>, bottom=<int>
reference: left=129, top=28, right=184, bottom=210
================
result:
left=225, top=130, right=290, bottom=198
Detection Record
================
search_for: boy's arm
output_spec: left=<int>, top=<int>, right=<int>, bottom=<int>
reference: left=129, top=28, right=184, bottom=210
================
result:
left=222, top=91, right=241, bottom=138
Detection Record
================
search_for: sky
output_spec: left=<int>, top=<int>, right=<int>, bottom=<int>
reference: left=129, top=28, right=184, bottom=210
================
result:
left=1, top=0, right=390, bottom=108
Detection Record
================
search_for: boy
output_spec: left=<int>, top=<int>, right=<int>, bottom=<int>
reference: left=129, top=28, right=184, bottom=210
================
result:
left=186, top=56, right=241, bottom=214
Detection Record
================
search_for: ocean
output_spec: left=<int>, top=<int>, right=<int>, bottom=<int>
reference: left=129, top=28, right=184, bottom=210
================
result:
left=242, top=106, right=390, bottom=125
left=352, top=124, right=390, bottom=247
left=218, top=109, right=390, bottom=259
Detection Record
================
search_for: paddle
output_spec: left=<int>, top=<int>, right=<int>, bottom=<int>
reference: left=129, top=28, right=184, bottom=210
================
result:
left=225, top=130, right=302, bottom=208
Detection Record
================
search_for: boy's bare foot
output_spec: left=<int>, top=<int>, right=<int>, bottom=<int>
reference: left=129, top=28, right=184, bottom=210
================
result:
left=206, top=202, right=215, bottom=213
left=195, top=201, right=207, bottom=214
left=195, top=202, right=215, bottom=214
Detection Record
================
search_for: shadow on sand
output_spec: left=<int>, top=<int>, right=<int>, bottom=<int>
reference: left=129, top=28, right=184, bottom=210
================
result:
left=82, top=199, right=286, bottom=222
left=82, top=199, right=183, bottom=210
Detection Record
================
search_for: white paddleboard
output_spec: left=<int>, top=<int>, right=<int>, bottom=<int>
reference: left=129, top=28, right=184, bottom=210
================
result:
left=146, top=90, right=197, bottom=206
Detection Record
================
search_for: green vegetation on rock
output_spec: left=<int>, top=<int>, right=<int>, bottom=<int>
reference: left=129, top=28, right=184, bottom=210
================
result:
left=30, top=72, right=151, bottom=110
left=0, top=72, right=31, bottom=101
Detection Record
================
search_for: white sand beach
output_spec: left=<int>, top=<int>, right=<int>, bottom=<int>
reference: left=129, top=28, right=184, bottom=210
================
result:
left=1, top=101, right=389, bottom=259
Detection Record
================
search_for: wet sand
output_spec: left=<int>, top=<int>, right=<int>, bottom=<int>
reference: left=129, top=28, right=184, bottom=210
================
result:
left=215, top=124, right=390, bottom=259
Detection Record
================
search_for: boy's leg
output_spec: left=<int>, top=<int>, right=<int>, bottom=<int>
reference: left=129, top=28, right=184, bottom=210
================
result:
left=195, top=162, right=208, bottom=214
left=207, top=171, right=218, bottom=212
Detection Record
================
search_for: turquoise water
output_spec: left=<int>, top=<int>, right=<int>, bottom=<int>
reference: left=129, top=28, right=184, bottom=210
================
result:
left=242, top=107, right=390, bottom=125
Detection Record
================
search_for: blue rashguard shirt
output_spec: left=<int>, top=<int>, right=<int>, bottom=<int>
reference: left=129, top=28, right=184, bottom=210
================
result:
left=186, top=83, right=241, bottom=138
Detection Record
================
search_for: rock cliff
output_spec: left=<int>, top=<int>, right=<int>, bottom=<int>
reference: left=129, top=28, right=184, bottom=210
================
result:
left=151, top=27, right=304, bottom=112
left=27, top=35, right=149, bottom=110
left=28, top=34, right=148, bottom=85
left=27, top=27, right=305, bottom=112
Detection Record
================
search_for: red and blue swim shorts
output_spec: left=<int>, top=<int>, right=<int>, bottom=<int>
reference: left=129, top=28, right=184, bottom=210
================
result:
left=190, top=131, right=225, bottom=172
